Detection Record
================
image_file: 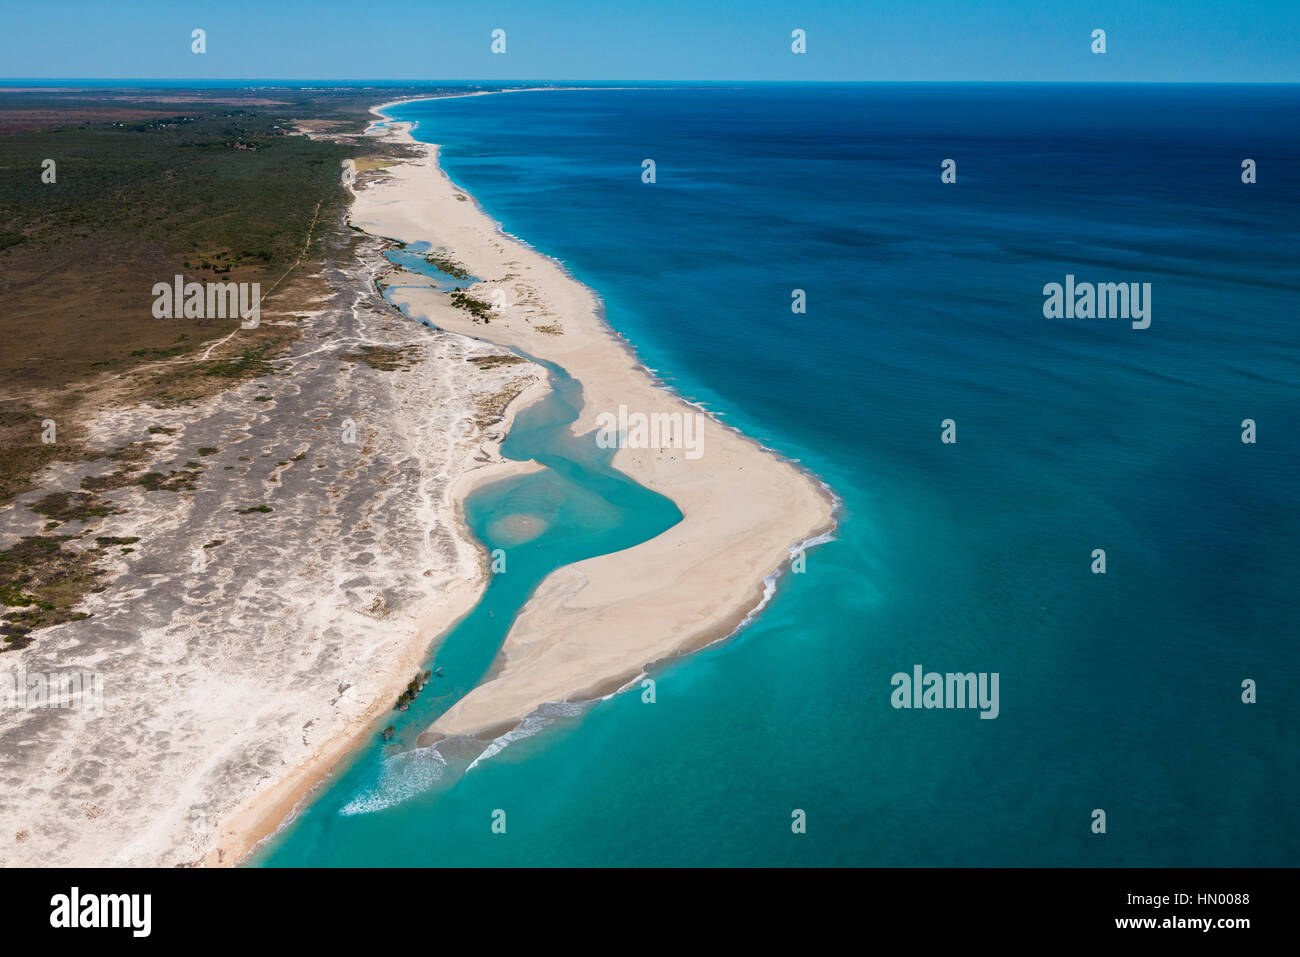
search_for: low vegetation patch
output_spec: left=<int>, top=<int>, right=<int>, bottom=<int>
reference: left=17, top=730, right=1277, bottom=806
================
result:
left=31, top=491, right=120, bottom=523
left=0, top=535, right=104, bottom=648
left=341, top=344, right=421, bottom=371
left=449, top=287, right=493, bottom=323
left=138, top=464, right=202, bottom=491
left=468, top=354, right=527, bottom=371
left=424, top=252, right=471, bottom=280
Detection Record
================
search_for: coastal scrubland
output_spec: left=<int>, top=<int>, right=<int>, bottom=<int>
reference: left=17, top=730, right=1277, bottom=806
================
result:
left=0, top=85, right=469, bottom=643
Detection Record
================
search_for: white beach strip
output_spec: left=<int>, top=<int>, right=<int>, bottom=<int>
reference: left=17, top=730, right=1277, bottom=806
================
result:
left=353, top=100, right=836, bottom=746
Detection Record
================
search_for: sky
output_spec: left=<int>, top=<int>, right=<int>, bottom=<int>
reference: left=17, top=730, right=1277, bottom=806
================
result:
left=0, top=0, right=1297, bottom=83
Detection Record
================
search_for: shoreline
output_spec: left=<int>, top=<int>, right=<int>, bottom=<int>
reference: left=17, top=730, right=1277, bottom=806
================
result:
left=206, top=369, right=550, bottom=867
left=355, top=95, right=837, bottom=745
left=377, top=92, right=840, bottom=523
left=217, top=88, right=837, bottom=863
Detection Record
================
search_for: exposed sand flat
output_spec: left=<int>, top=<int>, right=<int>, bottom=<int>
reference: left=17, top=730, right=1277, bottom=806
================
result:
left=0, top=204, right=546, bottom=867
left=351, top=103, right=836, bottom=746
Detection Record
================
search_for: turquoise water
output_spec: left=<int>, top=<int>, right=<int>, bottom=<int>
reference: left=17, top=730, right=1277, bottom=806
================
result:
left=261, top=85, right=1299, bottom=866
left=256, top=346, right=681, bottom=858
left=381, top=240, right=478, bottom=329
left=384, top=240, right=478, bottom=292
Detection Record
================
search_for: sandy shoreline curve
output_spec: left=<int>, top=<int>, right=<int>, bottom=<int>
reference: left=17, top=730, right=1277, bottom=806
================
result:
left=352, top=94, right=837, bottom=747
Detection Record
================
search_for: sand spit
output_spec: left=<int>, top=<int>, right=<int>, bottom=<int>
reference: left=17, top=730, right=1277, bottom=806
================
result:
left=350, top=101, right=836, bottom=749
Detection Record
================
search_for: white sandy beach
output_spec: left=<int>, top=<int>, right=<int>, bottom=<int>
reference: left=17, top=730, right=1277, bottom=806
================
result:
left=352, top=100, right=836, bottom=747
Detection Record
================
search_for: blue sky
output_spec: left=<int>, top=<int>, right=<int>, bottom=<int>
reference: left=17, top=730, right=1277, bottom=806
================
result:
left=1, top=0, right=1297, bottom=82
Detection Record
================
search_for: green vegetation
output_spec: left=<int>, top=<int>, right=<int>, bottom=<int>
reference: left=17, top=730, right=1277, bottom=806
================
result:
left=449, top=288, right=493, bottom=323
left=0, top=584, right=52, bottom=609
left=0, top=85, right=429, bottom=508
left=425, top=252, right=471, bottom=280
left=0, top=97, right=363, bottom=277
left=31, top=491, right=120, bottom=523
left=81, top=467, right=142, bottom=492
left=341, top=344, right=421, bottom=371
left=468, top=354, right=527, bottom=371
left=394, top=670, right=434, bottom=710
left=200, top=343, right=281, bottom=379
left=137, top=463, right=202, bottom=491
left=0, top=535, right=106, bottom=646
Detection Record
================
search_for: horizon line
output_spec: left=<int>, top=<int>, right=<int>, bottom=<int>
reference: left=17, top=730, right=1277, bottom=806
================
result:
left=3, top=78, right=1300, bottom=86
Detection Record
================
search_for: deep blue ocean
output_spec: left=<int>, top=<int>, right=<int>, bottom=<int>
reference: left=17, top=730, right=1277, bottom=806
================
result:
left=260, top=84, right=1299, bottom=866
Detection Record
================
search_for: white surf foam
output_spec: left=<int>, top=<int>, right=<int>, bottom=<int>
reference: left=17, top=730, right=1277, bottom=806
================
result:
left=464, top=700, right=588, bottom=773
left=338, top=745, right=448, bottom=817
